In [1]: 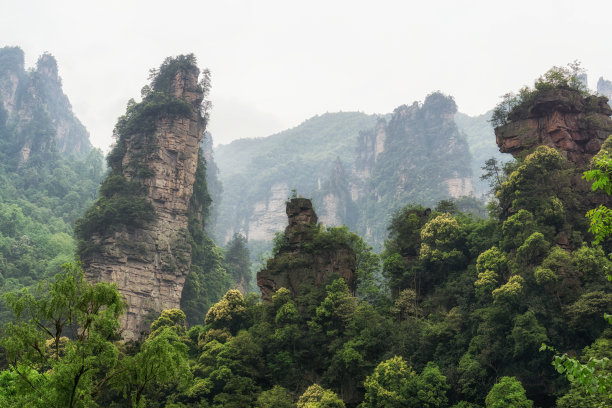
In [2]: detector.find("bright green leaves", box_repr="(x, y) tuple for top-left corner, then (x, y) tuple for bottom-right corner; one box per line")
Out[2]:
(582, 152), (612, 244)
(0, 262), (125, 408)
(297, 384), (345, 408)
(492, 275), (525, 305)
(420, 213), (462, 264)
(204, 289), (247, 334)
(362, 356), (449, 408)
(585, 205), (612, 246)
(363, 356), (417, 408)
(484, 377), (533, 408)
(113, 326), (191, 408)
(584, 153), (612, 195)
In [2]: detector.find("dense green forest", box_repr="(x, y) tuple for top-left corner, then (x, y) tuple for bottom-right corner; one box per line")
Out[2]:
(0, 47), (105, 324)
(0, 56), (610, 408)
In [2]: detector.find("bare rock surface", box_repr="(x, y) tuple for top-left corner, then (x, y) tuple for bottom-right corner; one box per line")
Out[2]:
(84, 65), (205, 340)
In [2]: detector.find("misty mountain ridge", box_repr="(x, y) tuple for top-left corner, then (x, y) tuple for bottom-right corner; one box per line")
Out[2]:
(212, 92), (505, 249)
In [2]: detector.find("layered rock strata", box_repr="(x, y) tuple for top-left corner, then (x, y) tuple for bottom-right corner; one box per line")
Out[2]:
(257, 198), (356, 302)
(495, 89), (612, 166)
(83, 63), (205, 340)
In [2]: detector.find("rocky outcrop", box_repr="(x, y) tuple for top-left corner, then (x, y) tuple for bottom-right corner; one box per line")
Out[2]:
(82, 57), (206, 340)
(257, 198), (356, 302)
(495, 89), (612, 166)
(0, 47), (91, 160)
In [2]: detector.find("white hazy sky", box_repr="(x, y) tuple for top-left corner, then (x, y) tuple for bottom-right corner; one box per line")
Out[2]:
(2, 0), (612, 150)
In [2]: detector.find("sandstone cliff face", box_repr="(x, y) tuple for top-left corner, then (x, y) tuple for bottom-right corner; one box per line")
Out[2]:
(0, 47), (91, 161)
(82, 61), (206, 340)
(495, 89), (612, 166)
(257, 198), (356, 302)
(355, 92), (474, 241)
(246, 182), (290, 241)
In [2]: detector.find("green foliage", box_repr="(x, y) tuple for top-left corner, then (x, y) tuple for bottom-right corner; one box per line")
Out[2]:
(149, 54), (198, 94)
(492, 275), (525, 305)
(74, 172), (155, 252)
(491, 62), (589, 127)
(0, 262), (125, 408)
(256, 385), (294, 408)
(419, 213), (463, 265)
(553, 335), (612, 406)
(297, 384), (345, 408)
(150, 309), (187, 336)
(112, 326), (191, 408)
(363, 356), (449, 408)
(584, 152), (612, 245)
(204, 290), (247, 334)
(500, 210), (536, 251)
(516, 232), (550, 265)
(497, 146), (578, 237)
(484, 377), (533, 408)
(363, 356), (417, 407)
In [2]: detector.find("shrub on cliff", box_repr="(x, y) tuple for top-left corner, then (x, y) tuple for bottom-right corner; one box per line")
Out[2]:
(491, 62), (591, 127)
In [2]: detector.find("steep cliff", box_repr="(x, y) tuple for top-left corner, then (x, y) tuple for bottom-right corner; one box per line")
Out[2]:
(214, 112), (377, 244)
(77, 55), (227, 339)
(0, 46), (91, 164)
(215, 94), (476, 250)
(355, 92), (473, 241)
(257, 198), (356, 302)
(495, 88), (612, 166)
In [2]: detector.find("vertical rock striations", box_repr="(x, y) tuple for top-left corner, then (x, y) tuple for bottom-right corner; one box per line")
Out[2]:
(77, 55), (210, 340)
(257, 198), (356, 302)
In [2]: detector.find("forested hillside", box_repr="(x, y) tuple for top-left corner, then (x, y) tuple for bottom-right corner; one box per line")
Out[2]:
(0, 55), (610, 408)
(214, 93), (485, 252)
(0, 47), (104, 323)
(214, 112), (379, 242)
